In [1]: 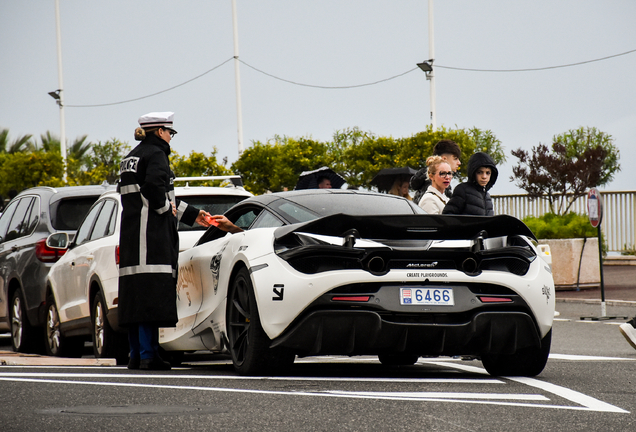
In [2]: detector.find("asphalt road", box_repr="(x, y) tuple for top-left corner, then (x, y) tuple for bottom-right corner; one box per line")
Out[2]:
(1, 301), (636, 432)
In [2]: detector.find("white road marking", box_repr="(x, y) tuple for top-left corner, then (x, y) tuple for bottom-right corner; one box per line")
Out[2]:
(0, 362), (628, 413)
(423, 361), (629, 413)
(549, 353), (635, 361)
(510, 376), (628, 414)
(0, 372), (501, 384)
(323, 390), (548, 401)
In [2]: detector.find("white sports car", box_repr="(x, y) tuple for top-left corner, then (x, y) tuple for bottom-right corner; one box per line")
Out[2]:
(160, 190), (555, 377)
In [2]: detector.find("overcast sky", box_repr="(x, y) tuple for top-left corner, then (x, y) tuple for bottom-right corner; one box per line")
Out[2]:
(1, 1), (635, 194)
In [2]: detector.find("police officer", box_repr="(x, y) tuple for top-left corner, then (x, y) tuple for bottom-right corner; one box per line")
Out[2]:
(118, 112), (210, 370)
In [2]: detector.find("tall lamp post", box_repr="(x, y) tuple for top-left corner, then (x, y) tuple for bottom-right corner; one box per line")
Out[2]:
(417, 0), (436, 129)
(50, 0), (67, 182)
(231, 0), (244, 156)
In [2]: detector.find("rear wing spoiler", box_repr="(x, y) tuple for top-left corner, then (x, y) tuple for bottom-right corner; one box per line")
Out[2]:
(274, 214), (536, 243)
(174, 175), (243, 187)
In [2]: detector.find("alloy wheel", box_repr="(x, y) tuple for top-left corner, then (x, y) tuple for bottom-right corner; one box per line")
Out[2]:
(11, 295), (23, 350)
(46, 303), (62, 355)
(93, 299), (105, 356)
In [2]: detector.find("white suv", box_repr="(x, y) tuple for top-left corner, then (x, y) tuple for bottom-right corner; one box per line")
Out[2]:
(44, 179), (252, 363)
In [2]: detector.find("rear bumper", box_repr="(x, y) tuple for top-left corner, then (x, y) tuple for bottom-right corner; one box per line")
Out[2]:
(271, 310), (541, 357)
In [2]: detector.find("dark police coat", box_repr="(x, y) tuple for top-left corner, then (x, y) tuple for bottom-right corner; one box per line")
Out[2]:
(442, 152), (498, 216)
(117, 133), (199, 327)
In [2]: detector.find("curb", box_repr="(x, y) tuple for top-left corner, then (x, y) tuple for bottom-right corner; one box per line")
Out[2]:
(556, 298), (636, 307)
(0, 351), (116, 366)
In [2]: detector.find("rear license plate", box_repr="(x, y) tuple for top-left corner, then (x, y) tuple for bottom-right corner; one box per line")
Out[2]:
(400, 287), (454, 306)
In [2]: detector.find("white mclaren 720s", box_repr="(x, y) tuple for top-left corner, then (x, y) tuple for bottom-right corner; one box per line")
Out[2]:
(160, 189), (555, 377)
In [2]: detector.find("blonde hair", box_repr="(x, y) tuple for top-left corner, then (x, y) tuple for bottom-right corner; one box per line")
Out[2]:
(388, 176), (412, 200)
(426, 155), (446, 179)
(134, 126), (160, 141)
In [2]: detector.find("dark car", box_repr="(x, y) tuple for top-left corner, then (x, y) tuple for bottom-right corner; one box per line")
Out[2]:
(0, 184), (113, 353)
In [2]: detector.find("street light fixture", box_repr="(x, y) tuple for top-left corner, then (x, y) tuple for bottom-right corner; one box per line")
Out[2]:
(417, 60), (433, 74)
(48, 89), (61, 104)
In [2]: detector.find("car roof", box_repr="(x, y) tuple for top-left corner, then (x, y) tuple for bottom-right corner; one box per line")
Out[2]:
(16, 184), (115, 202)
(174, 185), (252, 197)
(95, 186), (253, 201)
(239, 189), (408, 206)
(235, 189), (424, 221)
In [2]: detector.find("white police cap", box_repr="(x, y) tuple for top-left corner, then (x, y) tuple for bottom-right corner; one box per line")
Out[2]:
(138, 112), (177, 134)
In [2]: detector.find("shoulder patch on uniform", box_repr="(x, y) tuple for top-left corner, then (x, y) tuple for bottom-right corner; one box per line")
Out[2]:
(120, 156), (140, 174)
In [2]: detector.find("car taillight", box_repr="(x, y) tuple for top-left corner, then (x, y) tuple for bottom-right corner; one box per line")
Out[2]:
(478, 296), (513, 303)
(35, 238), (66, 263)
(115, 245), (120, 265)
(331, 296), (371, 302)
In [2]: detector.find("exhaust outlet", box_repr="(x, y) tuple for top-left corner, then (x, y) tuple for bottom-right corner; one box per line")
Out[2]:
(367, 256), (386, 274)
(462, 257), (479, 275)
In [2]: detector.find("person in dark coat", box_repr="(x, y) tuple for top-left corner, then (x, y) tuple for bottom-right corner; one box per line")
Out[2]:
(411, 139), (462, 205)
(118, 112), (211, 370)
(442, 152), (498, 216)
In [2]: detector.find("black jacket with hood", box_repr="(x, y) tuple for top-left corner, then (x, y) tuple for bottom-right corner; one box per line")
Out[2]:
(117, 133), (199, 327)
(442, 152), (498, 216)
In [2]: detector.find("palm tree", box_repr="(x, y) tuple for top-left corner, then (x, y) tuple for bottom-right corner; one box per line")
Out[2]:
(67, 135), (92, 163)
(0, 128), (33, 153)
(38, 131), (60, 152)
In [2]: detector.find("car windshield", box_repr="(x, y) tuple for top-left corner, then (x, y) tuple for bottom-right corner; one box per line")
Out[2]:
(178, 195), (249, 232)
(269, 193), (423, 224)
(51, 197), (100, 230)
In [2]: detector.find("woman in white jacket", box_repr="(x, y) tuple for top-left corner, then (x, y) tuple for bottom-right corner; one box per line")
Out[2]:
(418, 155), (452, 214)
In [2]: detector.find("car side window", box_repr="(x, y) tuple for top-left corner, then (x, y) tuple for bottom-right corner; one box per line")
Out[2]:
(196, 206), (263, 246)
(4, 197), (33, 242)
(90, 199), (116, 241)
(74, 201), (104, 246)
(251, 210), (284, 229)
(0, 200), (19, 243)
(107, 200), (118, 236)
(22, 196), (40, 237)
(233, 208), (261, 231)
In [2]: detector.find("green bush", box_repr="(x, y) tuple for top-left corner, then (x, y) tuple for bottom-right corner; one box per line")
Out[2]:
(522, 212), (598, 239)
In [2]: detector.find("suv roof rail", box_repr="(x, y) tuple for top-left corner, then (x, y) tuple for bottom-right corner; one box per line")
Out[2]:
(174, 175), (243, 187)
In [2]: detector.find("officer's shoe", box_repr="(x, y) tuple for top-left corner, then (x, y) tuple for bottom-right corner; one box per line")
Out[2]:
(140, 357), (172, 371)
(127, 357), (140, 370)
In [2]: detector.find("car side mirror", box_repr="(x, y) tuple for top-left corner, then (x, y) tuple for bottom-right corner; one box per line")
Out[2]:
(46, 232), (70, 250)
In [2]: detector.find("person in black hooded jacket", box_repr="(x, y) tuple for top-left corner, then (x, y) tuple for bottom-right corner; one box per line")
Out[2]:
(442, 152), (498, 216)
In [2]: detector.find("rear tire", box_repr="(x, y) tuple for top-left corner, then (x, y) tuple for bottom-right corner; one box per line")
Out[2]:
(44, 294), (84, 358)
(481, 329), (552, 377)
(227, 267), (294, 375)
(91, 292), (128, 365)
(10, 289), (43, 354)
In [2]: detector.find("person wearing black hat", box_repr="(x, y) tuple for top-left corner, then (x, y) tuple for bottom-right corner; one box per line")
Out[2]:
(118, 112), (212, 370)
(411, 139), (462, 205)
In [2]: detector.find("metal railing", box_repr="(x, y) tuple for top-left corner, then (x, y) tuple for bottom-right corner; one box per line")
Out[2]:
(491, 191), (636, 253)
